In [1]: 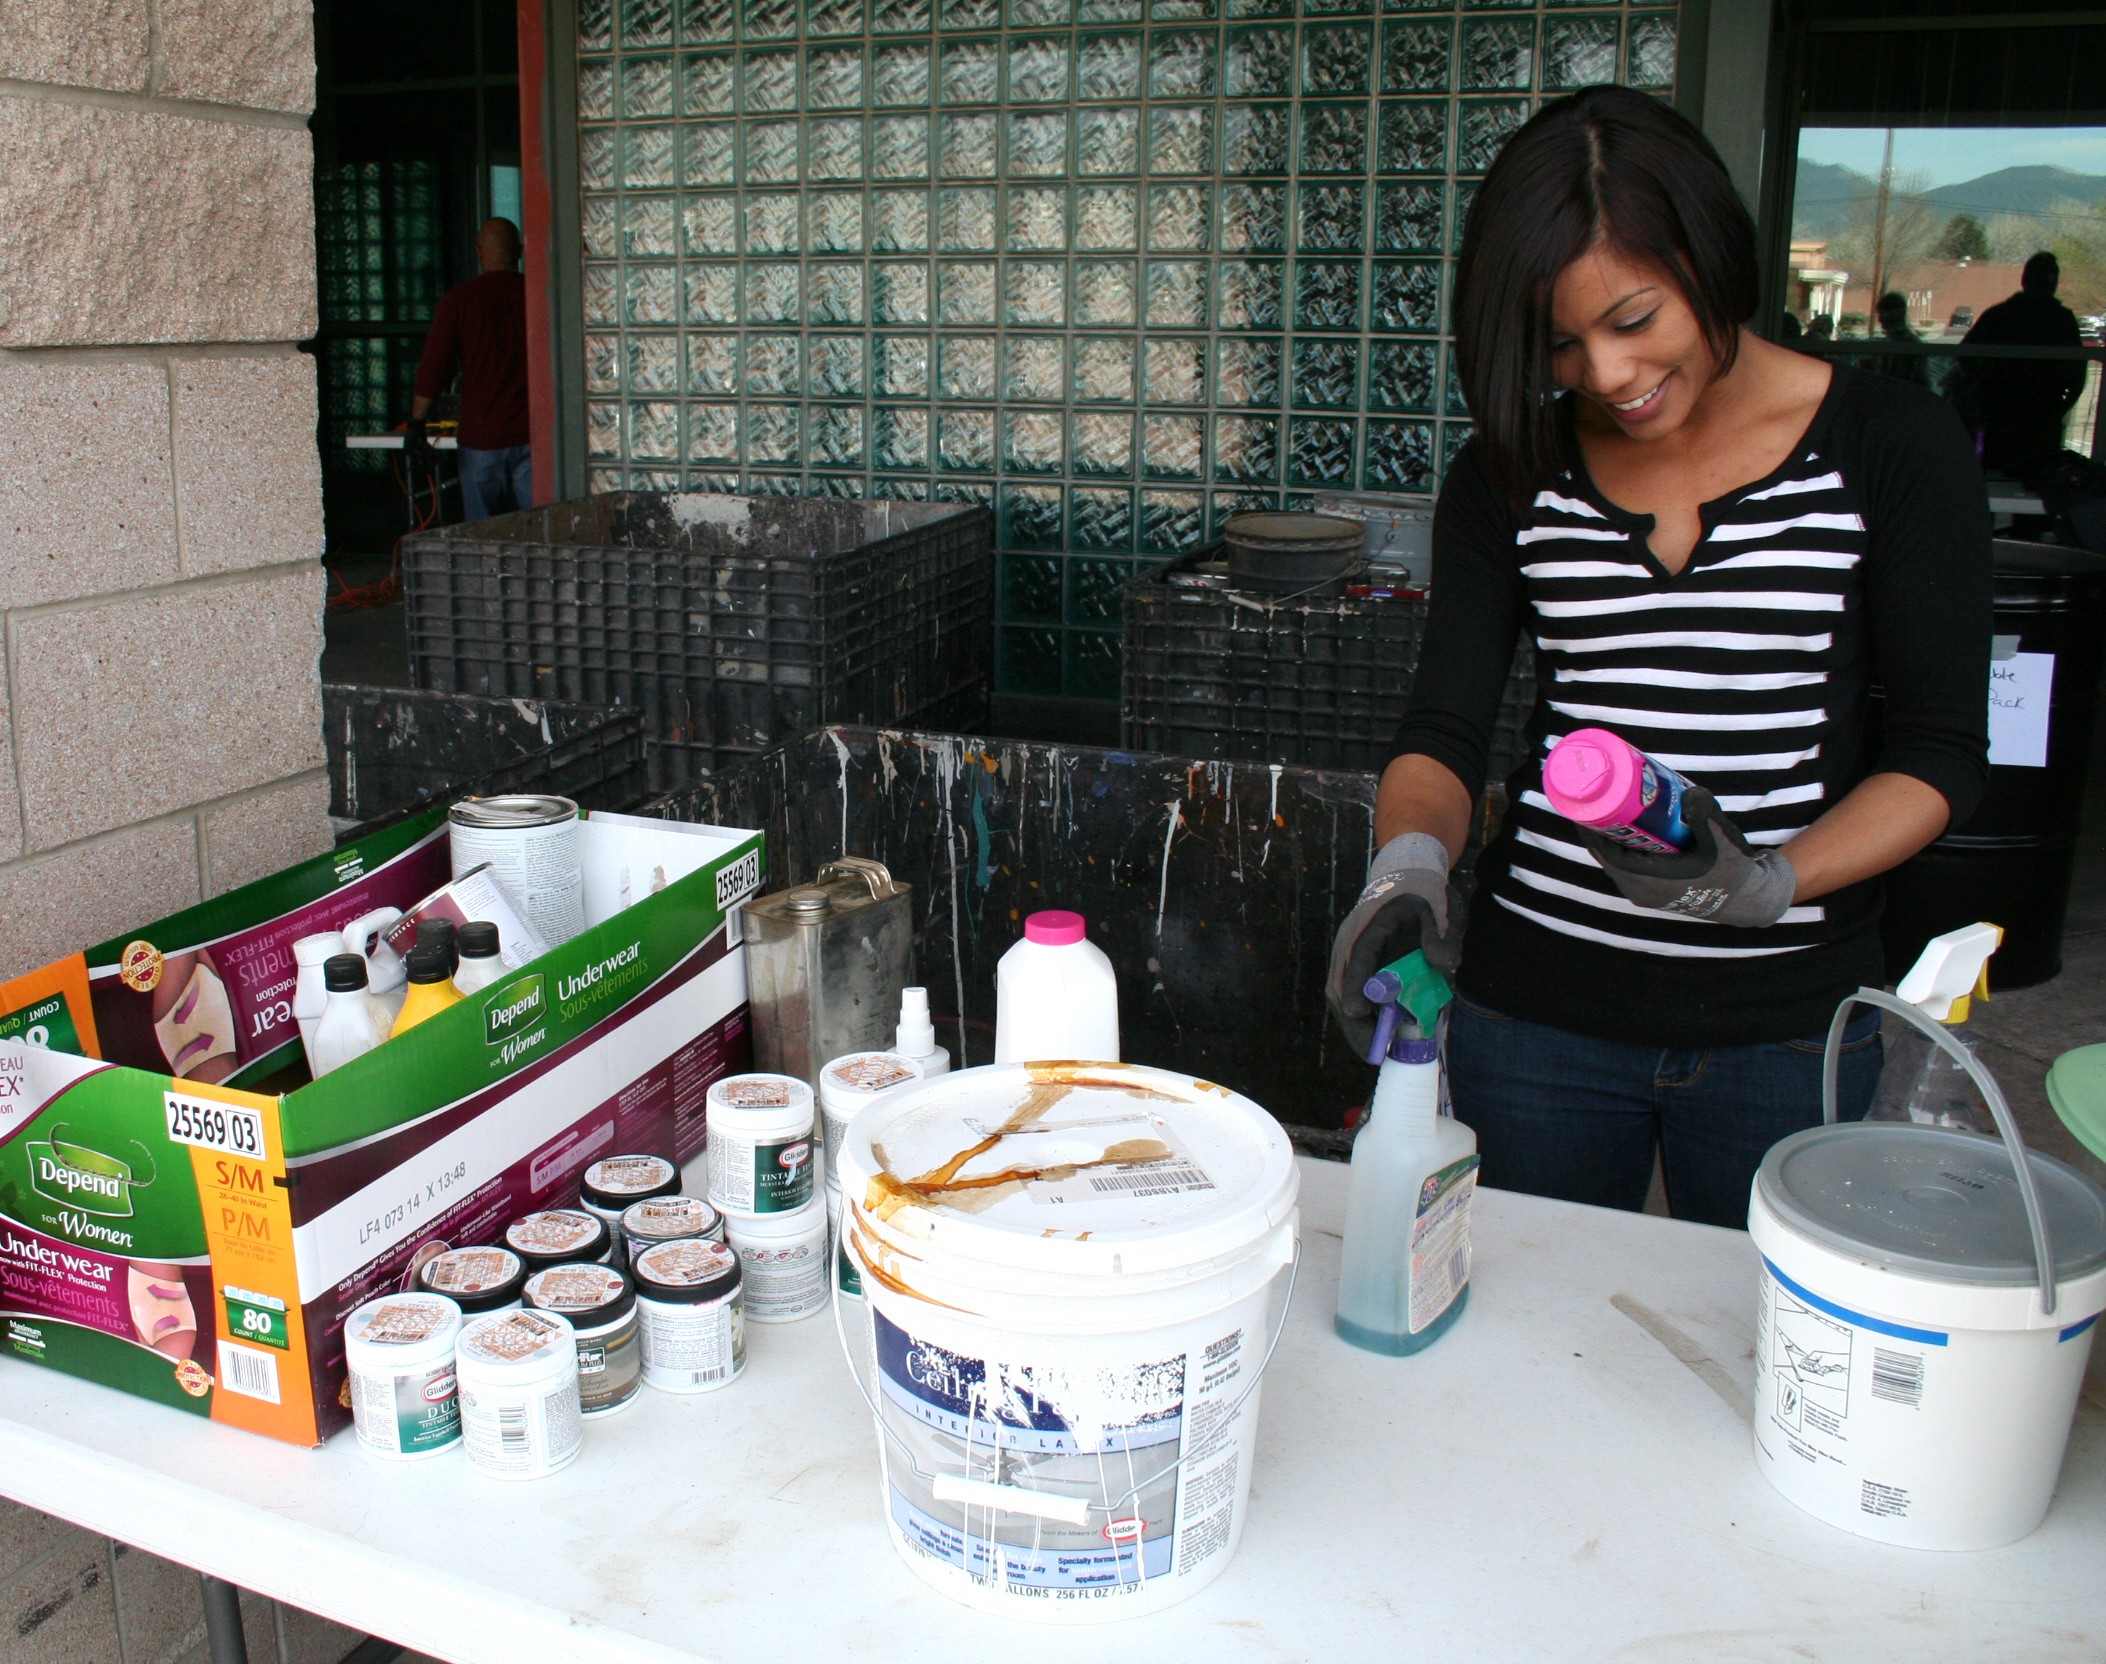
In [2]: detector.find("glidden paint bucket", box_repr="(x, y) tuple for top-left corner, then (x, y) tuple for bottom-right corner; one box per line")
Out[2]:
(1750, 1123), (2106, 1549)
(835, 1062), (1298, 1623)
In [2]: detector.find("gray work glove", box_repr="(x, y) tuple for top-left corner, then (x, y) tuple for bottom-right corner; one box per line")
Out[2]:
(1580, 786), (1797, 928)
(1327, 832), (1460, 1056)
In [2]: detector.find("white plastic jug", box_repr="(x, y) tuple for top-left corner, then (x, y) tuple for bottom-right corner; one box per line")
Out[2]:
(343, 907), (408, 1023)
(993, 911), (1119, 1063)
(291, 931), (348, 1057)
(1750, 988), (2106, 1550)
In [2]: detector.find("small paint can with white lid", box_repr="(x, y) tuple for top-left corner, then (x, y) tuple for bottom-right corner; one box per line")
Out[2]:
(706, 1073), (816, 1217)
(618, 1193), (725, 1268)
(524, 1263), (641, 1418)
(504, 1208), (613, 1271)
(416, 1246), (526, 1316)
(818, 1051), (924, 1191)
(579, 1153), (682, 1229)
(631, 1238), (744, 1393)
(455, 1308), (584, 1479)
(725, 1199), (829, 1323)
(826, 1184), (862, 1301)
(344, 1292), (463, 1460)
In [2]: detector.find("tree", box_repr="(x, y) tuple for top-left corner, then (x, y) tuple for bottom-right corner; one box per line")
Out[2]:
(1935, 213), (1990, 262)
(1827, 171), (1943, 297)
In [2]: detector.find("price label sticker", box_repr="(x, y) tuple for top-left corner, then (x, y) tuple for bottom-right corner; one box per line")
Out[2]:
(165, 1091), (267, 1163)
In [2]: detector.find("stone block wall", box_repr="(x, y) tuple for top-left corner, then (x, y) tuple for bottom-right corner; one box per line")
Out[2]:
(0, 6), (365, 1660)
(0, 0), (334, 979)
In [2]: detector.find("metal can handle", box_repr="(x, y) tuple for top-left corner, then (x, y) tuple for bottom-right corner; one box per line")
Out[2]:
(815, 856), (899, 900)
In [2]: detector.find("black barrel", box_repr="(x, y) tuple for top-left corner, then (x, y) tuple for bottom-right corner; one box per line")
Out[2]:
(1882, 541), (2106, 988)
(1222, 512), (1364, 597)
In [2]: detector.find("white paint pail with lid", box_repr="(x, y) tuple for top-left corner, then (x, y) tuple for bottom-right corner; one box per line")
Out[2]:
(1750, 1123), (2106, 1549)
(835, 1062), (1298, 1623)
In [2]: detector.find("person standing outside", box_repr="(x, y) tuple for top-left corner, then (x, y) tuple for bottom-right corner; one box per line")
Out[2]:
(1325, 88), (1990, 1228)
(411, 217), (533, 520)
(1961, 251), (2087, 477)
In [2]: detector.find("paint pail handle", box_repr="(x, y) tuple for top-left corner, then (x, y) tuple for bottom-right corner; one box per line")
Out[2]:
(1822, 987), (2058, 1315)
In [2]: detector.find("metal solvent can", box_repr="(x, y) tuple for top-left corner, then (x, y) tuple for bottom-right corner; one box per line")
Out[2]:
(741, 858), (913, 1084)
(448, 794), (585, 948)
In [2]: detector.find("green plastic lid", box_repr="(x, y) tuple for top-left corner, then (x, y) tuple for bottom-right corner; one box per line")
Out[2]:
(1381, 950), (1453, 1035)
(1756, 1124), (2106, 1288)
(2047, 1044), (2106, 1165)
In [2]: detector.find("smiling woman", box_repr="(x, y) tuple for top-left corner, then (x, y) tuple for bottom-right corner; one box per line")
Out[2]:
(1323, 88), (1996, 1230)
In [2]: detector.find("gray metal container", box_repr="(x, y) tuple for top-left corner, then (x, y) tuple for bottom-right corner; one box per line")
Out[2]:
(742, 857), (913, 1086)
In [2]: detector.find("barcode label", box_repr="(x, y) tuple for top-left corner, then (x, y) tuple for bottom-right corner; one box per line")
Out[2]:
(498, 1406), (530, 1460)
(688, 1364), (727, 1385)
(1087, 1164), (1215, 1197)
(217, 1342), (281, 1405)
(1871, 1347), (1925, 1409)
(1445, 1244), (1471, 1291)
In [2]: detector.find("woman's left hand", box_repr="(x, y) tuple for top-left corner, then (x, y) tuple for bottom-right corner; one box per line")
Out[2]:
(1582, 787), (1798, 927)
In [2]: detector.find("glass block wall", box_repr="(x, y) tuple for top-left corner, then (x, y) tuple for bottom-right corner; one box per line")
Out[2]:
(569, 0), (1678, 698)
(315, 159), (447, 478)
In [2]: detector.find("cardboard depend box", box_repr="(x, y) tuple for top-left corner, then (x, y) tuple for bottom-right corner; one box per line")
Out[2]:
(0, 807), (762, 1446)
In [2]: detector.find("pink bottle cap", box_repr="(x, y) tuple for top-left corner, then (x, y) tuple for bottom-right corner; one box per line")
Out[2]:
(1542, 728), (1644, 828)
(1024, 910), (1087, 946)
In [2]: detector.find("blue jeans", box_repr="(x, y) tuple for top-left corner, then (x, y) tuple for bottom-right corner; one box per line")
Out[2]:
(458, 444), (534, 520)
(1443, 994), (1883, 1230)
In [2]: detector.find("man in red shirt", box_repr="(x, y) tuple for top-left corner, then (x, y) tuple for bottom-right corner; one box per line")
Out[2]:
(411, 217), (532, 520)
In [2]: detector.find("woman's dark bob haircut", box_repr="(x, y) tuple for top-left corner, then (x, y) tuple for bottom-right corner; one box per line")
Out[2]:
(1454, 86), (1758, 505)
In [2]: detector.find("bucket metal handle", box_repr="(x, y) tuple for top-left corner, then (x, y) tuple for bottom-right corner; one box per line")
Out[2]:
(1822, 987), (2058, 1315)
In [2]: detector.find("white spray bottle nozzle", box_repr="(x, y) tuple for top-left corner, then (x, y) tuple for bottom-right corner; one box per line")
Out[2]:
(1895, 921), (2003, 1024)
(896, 986), (936, 1056)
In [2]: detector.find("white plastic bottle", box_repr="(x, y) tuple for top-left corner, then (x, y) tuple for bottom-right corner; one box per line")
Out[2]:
(993, 911), (1120, 1064)
(309, 953), (393, 1078)
(1336, 955), (1479, 1355)
(1869, 921), (2002, 1133)
(893, 986), (951, 1077)
(452, 920), (507, 996)
(291, 931), (347, 1058)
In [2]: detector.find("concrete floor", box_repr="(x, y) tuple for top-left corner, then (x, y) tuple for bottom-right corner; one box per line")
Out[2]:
(320, 577), (2106, 1180)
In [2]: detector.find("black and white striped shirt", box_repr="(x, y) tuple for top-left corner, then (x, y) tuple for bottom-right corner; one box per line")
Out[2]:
(1396, 367), (1992, 1047)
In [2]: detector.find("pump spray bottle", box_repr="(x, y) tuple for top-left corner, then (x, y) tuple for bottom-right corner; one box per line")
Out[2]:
(1867, 921), (2003, 1133)
(1336, 952), (1480, 1355)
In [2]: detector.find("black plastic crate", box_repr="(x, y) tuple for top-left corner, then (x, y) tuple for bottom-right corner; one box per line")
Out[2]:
(402, 493), (994, 789)
(323, 684), (651, 841)
(1121, 554), (1538, 782)
(646, 726), (1382, 1134)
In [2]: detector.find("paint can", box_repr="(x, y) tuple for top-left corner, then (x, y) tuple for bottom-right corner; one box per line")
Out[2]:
(706, 1073), (816, 1217)
(449, 794), (584, 948)
(455, 1308), (584, 1480)
(344, 1292), (462, 1461)
(836, 1062), (1299, 1622)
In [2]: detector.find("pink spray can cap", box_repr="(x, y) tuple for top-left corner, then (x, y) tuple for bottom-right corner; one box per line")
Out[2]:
(1024, 909), (1088, 946)
(1542, 728), (1647, 828)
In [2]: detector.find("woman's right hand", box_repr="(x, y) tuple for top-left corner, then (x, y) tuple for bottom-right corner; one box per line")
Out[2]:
(1326, 832), (1459, 1055)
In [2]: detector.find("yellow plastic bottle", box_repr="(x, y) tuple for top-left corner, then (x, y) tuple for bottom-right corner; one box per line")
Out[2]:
(390, 943), (464, 1038)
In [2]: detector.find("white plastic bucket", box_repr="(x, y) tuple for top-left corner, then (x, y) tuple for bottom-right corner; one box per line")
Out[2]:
(835, 1062), (1298, 1623)
(1750, 967), (2106, 1559)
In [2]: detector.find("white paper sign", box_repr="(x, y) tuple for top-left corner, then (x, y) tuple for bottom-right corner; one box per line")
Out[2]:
(1988, 651), (2055, 769)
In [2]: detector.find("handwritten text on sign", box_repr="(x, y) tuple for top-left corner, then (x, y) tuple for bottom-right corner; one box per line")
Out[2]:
(1988, 652), (2055, 769)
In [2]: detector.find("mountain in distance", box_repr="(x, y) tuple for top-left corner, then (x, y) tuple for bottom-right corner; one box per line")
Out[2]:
(1923, 165), (2106, 220)
(1793, 159), (2106, 240)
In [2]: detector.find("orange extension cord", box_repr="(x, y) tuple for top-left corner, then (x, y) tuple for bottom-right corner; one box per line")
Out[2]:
(327, 431), (444, 612)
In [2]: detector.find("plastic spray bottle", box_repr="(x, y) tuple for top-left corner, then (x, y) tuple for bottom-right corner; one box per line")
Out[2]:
(894, 986), (951, 1077)
(1868, 921), (2003, 1133)
(1542, 727), (1698, 854)
(1336, 952), (1480, 1355)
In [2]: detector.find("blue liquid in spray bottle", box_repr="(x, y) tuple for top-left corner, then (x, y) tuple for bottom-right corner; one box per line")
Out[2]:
(1335, 952), (1480, 1355)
